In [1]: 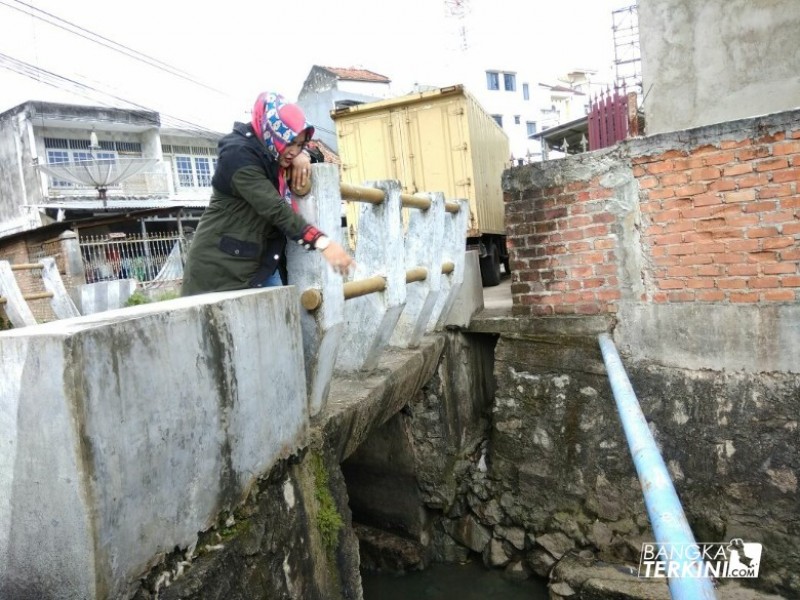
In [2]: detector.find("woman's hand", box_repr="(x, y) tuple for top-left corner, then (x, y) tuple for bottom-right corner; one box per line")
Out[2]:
(321, 241), (355, 275)
(290, 152), (312, 195)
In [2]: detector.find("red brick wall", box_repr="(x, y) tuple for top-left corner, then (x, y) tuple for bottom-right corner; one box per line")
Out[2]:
(506, 115), (800, 316)
(505, 180), (621, 316)
(0, 236), (60, 323)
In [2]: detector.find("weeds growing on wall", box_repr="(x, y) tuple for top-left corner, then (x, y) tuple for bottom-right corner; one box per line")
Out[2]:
(311, 453), (344, 553)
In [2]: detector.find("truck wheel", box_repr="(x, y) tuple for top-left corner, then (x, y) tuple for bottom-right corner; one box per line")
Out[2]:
(480, 241), (502, 287)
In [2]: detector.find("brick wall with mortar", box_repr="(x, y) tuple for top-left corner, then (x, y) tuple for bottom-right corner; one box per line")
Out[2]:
(0, 235), (64, 323)
(504, 110), (800, 317)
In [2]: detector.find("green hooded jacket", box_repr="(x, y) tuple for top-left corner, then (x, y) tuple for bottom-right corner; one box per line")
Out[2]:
(181, 122), (322, 296)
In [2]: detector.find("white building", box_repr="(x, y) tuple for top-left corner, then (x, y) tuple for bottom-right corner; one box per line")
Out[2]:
(0, 100), (220, 237)
(297, 66), (392, 152)
(459, 66), (600, 164)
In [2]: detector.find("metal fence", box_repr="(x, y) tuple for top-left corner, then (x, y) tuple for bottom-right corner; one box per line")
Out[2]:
(588, 84), (638, 150)
(80, 232), (187, 286)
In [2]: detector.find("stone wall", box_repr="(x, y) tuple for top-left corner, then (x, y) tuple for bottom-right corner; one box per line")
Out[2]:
(346, 322), (797, 597)
(484, 320), (798, 597)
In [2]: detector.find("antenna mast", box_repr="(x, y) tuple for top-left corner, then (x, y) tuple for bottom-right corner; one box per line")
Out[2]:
(444, 0), (470, 51)
(612, 4), (642, 94)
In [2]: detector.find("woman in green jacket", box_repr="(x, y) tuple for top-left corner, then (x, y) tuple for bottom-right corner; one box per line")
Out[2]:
(181, 91), (353, 296)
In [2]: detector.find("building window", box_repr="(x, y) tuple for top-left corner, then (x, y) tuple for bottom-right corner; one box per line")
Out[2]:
(491, 114), (503, 127)
(523, 83), (529, 101)
(503, 73), (516, 92)
(46, 150), (71, 188)
(194, 157), (213, 187)
(175, 156), (195, 187)
(514, 115), (521, 125)
(486, 71), (500, 91)
(526, 121), (538, 137)
(45, 137), (141, 154)
(174, 154), (216, 188)
(45, 148), (118, 189)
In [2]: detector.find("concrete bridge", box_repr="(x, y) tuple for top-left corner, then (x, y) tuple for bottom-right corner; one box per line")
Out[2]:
(0, 164), (486, 600)
(2, 109), (800, 600)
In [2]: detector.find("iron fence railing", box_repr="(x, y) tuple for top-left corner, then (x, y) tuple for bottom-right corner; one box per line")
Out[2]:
(588, 84), (638, 151)
(80, 232), (187, 285)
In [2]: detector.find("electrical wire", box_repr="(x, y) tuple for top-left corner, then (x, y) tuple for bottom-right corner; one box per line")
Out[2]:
(0, 52), (221, 138)
(0, 3), (332, 140)
(0, 0), (229, 97)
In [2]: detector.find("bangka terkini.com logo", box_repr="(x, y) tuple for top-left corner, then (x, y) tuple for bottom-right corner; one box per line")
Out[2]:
(639, 539), (762, 578)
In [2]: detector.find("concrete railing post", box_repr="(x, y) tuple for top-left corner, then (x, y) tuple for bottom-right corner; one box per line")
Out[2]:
(0, 261), (36, 327)
(336, 180), (405, 372)
(286, 163), (345, 415)
(390, 192), (445, 348)
(427, 198), (468, 331)
(58, 230), (86, 287)
(39, 258), (80, 319)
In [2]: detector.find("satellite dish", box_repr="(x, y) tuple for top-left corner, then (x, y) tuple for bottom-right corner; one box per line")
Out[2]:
(36, 155), (159, 205)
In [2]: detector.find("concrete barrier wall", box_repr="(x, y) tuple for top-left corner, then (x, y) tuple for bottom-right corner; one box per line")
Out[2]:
(72, 278), (138, 315)
(0, 287), (308, 600)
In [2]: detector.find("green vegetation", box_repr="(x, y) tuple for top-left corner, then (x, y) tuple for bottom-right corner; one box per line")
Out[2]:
(311, 453), (344, 553)
(124, 291), (150, 306)
(124, 290), (180, 307)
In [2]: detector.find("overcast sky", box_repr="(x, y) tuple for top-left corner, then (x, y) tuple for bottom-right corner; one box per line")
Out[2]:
(0, 0), (629, 132)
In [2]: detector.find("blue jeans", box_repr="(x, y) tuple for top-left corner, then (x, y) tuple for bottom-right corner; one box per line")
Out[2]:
(250, 268), (283, 288)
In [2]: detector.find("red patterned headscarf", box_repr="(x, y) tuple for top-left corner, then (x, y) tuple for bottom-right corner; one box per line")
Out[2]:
(251, 91), (314, 160)
(251, 92), (315, 210)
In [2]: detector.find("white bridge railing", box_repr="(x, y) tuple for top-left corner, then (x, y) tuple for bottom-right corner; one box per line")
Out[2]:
(288, 164), (468, 413)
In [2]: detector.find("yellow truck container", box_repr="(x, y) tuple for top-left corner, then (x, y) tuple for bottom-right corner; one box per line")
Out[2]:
(331, 85), (510, 286)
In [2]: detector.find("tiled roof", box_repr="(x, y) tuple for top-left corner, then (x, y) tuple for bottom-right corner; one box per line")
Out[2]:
(545, 84), (586, 95)
(321, 66), (391, 83)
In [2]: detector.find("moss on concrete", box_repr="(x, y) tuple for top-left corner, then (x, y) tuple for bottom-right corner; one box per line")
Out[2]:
(311, 452), (344, 554)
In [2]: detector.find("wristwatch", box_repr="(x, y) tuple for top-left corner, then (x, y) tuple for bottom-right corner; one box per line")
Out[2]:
(315, 235), (331, 251)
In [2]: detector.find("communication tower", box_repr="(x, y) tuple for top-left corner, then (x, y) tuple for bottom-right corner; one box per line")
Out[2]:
(444, 0), (470, 51)
(612, 4), (642, 94)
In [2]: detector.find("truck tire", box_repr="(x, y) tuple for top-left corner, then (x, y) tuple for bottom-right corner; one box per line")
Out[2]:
(480, 241), (502, 287)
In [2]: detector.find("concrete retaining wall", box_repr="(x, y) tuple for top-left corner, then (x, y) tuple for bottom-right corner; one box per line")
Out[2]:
(0, 287), (308, 599)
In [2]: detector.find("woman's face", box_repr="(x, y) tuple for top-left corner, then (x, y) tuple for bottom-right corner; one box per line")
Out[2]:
(279, 131), (309, 168)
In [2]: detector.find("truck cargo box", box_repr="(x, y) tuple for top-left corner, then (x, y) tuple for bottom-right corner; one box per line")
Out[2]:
(331, 85), (509, 242)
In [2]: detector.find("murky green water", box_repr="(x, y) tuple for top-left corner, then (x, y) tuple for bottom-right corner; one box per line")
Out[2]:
(361, 560), (549, 600)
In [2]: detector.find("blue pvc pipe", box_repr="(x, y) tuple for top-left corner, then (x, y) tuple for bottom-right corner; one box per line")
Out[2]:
(598, 333), (717, 600)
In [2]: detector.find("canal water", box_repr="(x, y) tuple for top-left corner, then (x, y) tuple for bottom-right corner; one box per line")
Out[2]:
(361, 559), (549, 599)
